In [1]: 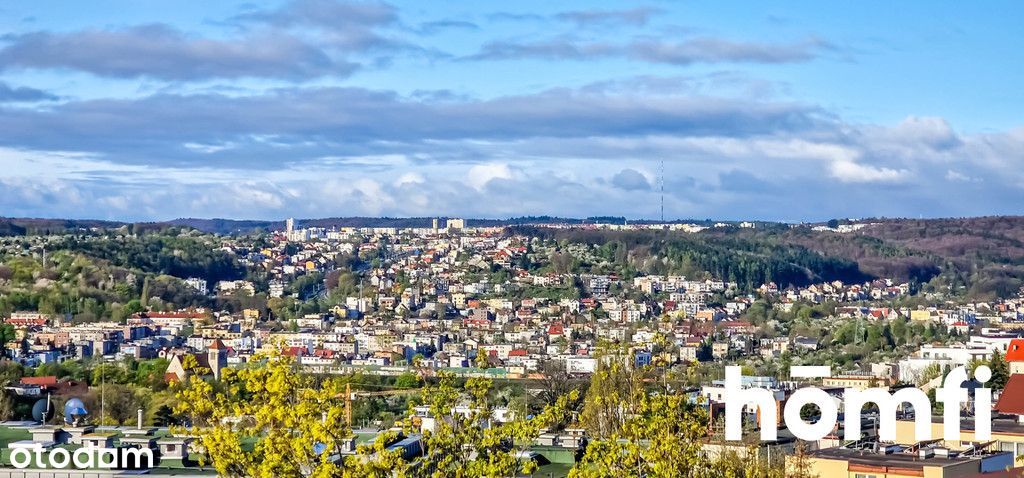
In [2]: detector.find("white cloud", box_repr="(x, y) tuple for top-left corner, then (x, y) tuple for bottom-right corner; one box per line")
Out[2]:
(350, 178), (392, 214)
(394, 172), (425, 187)
(467, 162), (513, 190)
(1, 86), (1021, 221)
(829, 160), (907, 183)
(890, 116), (961, 149)
(0, 146), (242, 184)
(945, 169), (980, 182)
(183, 142), (236, 154)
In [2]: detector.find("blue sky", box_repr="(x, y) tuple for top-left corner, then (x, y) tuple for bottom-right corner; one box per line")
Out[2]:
(0, 1), (1021, 221)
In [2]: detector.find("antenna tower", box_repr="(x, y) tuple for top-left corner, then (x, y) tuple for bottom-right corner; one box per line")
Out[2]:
(660, 159), (665, 222)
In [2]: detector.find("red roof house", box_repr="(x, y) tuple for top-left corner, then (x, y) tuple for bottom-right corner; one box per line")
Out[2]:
(995, 373), (1024, 416)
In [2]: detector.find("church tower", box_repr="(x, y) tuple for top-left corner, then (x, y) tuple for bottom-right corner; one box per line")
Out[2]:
(208, 339), (228, 380)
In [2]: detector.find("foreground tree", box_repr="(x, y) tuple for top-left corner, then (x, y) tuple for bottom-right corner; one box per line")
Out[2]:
(176, 353), (577, 478)
(571, 347), (790, 478)
(570, 391), (718, 478)
(536, 360), (577, 409)
(416, 372), (577, 477)
(578, 353), (646, 438)
(988, 350), (1010, 390)
(174, 350), (353, 478)
(786, 441), (817, 478)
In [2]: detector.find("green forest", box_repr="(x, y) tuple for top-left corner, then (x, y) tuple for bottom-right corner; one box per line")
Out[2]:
(509, 217), (1024, 299)
(0, 228), (243, 321)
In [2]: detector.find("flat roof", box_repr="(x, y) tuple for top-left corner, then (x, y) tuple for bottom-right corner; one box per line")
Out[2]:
(810, 447), (976, 469)
(899, 415), (1024, 435)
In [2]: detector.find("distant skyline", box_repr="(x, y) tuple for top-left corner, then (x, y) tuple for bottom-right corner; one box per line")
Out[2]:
(0, 1), (1022, 222)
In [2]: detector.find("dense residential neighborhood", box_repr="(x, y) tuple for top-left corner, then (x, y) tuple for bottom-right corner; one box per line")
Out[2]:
(2, 218), (1024, 476)
(0, 219), (966, 380)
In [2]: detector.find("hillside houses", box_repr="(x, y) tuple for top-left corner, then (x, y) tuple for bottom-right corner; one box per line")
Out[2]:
(5, 223), (1021, 386)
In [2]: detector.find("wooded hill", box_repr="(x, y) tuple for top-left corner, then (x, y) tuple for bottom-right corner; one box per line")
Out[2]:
(510, 216), (1024, 299)
(3, 215), (1023, 299)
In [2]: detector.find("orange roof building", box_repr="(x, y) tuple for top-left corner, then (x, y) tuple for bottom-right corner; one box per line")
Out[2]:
(1006, 339), (1024, 375)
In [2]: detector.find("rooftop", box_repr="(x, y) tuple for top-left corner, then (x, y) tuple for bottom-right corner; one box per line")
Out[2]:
(810, 445), (1000, 469)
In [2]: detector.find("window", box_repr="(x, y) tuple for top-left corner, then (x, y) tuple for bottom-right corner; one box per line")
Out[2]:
(854, 474), (877, 478)
(167, 444), (176, 452)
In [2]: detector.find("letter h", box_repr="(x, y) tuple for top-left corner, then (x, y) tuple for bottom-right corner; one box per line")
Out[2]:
(725, 366), (778, 440)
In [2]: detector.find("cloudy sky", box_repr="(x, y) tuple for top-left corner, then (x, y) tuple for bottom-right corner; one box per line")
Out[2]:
(0, 1), (1021, 221)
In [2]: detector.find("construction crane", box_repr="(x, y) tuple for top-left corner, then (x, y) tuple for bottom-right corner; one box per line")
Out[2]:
(344, 383), (422, 427)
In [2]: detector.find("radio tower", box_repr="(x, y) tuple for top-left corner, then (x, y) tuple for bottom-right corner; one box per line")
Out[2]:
(659, 159), (665, 223)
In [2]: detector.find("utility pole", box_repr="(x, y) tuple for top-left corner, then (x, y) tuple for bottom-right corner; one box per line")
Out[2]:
(345, 383), (352, 428)
(101, 367), (105, 426)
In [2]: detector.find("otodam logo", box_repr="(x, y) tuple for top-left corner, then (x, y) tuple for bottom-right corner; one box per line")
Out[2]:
(724, 365), (992, 442)
(9, 444), (154, 469)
